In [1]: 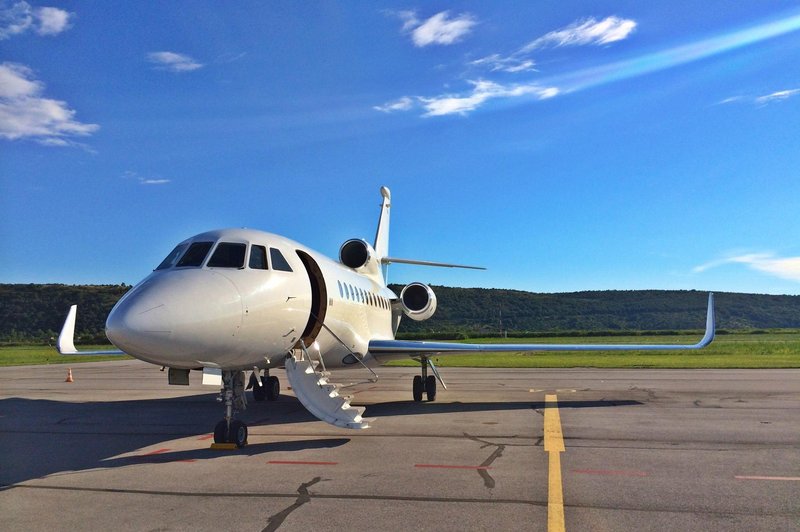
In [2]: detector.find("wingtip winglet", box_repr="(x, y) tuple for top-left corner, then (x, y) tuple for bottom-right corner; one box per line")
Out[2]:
(698, 292), (715, 348)
(57, 305), (79, 354)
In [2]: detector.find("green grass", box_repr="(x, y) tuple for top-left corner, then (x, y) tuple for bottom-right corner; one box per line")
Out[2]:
(385, 332), (800, 369)
(3, 332), (799, 368)
(0, 345), (131, 366)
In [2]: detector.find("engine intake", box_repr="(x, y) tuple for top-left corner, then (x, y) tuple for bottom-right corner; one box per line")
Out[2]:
(400, 282), (437, 321)
(339, 239), (374, 270)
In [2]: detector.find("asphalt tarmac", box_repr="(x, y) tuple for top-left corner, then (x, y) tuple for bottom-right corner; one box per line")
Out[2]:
(1, 360), (798, 531)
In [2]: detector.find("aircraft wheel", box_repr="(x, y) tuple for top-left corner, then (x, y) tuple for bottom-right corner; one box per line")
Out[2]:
(266, 376), (280, 401)
(425, 375), (437, 402)
(229, 420), (248, 448)
(252, 382), (266, 401)
(213, 420), (227, 444)
(412, 375), (423, 402)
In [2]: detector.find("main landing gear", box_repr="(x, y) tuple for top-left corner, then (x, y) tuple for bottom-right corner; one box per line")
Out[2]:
(248, 369), (280, 402)
(214, 370), (248, 448)
(412, 356), (437, 402)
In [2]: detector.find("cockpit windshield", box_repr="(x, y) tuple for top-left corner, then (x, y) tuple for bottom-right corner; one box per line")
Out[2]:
(176, 242), (214, 267)
(207, 242), (247, 268)
(156, 243), (189, 270)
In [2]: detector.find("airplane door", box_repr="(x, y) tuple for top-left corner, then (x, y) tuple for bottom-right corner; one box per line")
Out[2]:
(295, 250), (328, 347)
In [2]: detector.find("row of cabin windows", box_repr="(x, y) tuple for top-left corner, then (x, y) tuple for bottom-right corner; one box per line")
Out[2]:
(157, 241), (293, 272)
(337, 280), (390, 310)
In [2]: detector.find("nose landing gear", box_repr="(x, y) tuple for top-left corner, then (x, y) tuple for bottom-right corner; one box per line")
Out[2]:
(213, 370), (248, 448)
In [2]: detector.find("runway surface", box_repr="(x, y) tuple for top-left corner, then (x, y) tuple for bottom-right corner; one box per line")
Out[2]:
(1, 360), (798, 531)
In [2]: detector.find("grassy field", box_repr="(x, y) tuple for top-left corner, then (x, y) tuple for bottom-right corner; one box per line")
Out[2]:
(1, 332), (799, 368)
(0, 345), (132, 367)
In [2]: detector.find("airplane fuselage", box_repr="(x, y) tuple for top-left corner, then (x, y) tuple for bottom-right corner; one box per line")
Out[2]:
(106, 228), (399, 371)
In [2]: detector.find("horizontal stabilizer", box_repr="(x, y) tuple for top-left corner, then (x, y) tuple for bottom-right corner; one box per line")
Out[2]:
(381, 257), (486, 270)
(57, 305), (126, 356)
(370, 293), (715, 356)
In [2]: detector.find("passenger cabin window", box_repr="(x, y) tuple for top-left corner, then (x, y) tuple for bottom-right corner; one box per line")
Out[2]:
(270, 248), (293, 272)
(249, 245), (268, 270)
(156, 243), (188, 270)
(176, 242), (213, 267)
(207, 242), (247, 268)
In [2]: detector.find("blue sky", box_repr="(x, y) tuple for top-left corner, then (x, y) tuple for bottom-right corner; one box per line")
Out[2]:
(1, 1), (799, 295)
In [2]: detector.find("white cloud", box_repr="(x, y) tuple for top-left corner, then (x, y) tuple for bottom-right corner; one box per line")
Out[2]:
(123, 170), (171, 185)
(147, 51), (204, 73)
(470, 54), (536, 73)
(419, 80), (558, 117)
(0, 1), (73, 39)
(373, 96), (414, 113)
(34, 6), (71, 35)
(399, 10), (477, 47)
(755, 88), (800, 105)
(0, 62), (99, 144)
(522, 16), (636, 52)
(694, 253), (800, 282)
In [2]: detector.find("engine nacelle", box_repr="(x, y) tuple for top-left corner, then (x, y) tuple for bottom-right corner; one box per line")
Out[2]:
(400, 282), (437, 321)
(339, 239), (377, 271)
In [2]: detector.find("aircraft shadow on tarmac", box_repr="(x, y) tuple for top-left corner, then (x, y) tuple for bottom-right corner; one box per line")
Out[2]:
(0, 394), (642, 487)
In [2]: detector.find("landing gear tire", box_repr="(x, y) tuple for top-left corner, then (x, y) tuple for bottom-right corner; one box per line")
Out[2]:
(229, 420), (248, 448)
(412, 375), (423, 402)
(213, 419), (248, 448)
(425, 375), (437, 402)
(266, 376), (280, 401)
(213, 420), (227, 444)
(252, 382), (266, 402)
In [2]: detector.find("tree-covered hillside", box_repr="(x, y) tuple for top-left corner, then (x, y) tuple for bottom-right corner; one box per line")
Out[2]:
(388, 285), (800, 336)
(0, 284), (130, 344)
(1, 283), (799, 344)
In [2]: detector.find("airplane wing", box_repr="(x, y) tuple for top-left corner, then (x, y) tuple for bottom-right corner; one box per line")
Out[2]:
(369, 293), (715, 356)
(57, 305), (126, 355)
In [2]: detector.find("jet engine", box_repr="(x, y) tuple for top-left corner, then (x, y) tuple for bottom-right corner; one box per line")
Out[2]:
(339, 239), (377, 271)
(400, 282), (437, 321)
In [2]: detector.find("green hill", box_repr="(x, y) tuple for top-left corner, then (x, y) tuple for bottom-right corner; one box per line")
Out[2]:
(389, 285), (800, 337)
(1, 283), (799, 344)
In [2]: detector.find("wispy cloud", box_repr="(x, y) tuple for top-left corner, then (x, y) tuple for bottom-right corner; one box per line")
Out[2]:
(123, 170), (171, 186)
(373, 96), (414, 113)
(0, 1), (73, 39)
(378, 14), (635, 117)
(470, 54), (536, 73)
(717, 88), (800, 106)
(755, 88), (800, 105)
(521, 16), (637, 52)
(397, 10), (477, 47)
(147, 51), (203, 73)
(0, 62), (99, 145)
(694, 252), (800, 282)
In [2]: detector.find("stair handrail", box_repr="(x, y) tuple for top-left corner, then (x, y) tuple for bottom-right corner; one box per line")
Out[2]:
(309, 312), (378, 382)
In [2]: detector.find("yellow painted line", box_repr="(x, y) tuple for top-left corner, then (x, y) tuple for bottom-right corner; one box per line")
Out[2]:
(544, 394), (566, 532)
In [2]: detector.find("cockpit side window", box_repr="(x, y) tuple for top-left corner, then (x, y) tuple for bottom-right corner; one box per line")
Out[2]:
(270, 248), (293, 272)
(176, 242), (213, 267)
(249, 245), (268, 270)
(156, 243), (188, 270)
(207, 242), (247, 268)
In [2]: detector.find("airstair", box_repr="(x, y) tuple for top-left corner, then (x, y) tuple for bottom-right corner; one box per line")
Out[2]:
(284, 345), (373, 430)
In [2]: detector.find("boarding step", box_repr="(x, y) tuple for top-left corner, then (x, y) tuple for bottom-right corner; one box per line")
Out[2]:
(285, 355), (373, 429)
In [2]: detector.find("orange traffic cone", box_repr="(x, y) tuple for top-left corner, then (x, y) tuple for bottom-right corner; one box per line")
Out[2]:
(65, 368), (74, 383)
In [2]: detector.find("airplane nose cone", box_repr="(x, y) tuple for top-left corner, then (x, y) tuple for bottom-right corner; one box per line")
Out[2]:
(106, 281), (173, 355)
(106, 271), (242, 365)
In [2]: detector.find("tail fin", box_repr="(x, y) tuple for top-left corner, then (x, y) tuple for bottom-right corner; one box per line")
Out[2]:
(373, 186), (391, 261)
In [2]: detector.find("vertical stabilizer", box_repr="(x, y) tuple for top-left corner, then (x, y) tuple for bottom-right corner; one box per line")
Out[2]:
(373, 186), (391, 261)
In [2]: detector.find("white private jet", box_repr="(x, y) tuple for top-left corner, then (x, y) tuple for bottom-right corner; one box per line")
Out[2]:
(58, 186), (715, 448)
